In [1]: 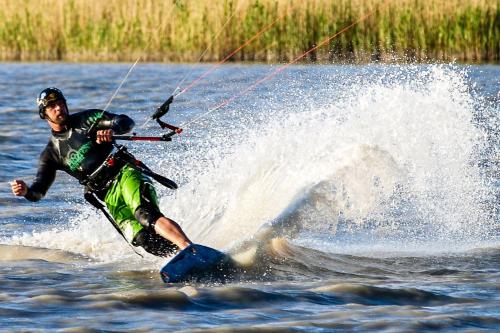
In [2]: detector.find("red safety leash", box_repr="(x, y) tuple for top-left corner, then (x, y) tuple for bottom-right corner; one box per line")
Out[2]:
(212, 1), (390, 112)
(177, 3), (295, 97)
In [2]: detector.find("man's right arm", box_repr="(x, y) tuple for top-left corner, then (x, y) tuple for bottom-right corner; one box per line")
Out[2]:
(10, 180), (28, 197)
(11, 148), (57, 202)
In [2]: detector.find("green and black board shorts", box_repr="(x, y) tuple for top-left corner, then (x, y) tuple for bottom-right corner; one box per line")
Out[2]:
(104, 165), (177, 256)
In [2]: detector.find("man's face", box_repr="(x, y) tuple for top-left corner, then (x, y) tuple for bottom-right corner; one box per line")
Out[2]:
(44, 100), (68, 125)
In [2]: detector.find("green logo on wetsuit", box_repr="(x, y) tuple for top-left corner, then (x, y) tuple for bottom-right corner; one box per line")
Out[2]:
(66, 112), (102, 171)
(88, 112), (102, 124)
(67, 141), (93, 171)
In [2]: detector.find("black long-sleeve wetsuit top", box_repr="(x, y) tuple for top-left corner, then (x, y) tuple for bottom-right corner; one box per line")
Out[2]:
(25, 110), (134, 202)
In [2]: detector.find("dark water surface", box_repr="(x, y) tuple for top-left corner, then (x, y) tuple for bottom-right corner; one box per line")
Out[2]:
(0, 63), (498, 332)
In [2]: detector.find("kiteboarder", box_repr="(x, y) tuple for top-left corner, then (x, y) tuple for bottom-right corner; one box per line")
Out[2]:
(10, 87), (192, 257)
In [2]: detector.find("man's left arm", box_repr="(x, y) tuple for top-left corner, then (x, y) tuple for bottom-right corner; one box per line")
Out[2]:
(95, 112), (135, 143)
(98, 112), (135, 134)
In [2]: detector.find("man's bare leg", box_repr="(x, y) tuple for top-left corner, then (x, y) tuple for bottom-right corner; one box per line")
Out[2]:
(154, 217), (192, 250)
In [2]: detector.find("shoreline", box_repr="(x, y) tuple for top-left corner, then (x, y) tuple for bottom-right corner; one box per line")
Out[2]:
(1, 59), (498, 66)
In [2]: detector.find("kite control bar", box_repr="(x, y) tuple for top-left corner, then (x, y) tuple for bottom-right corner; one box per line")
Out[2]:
(87, 94), (183, 142)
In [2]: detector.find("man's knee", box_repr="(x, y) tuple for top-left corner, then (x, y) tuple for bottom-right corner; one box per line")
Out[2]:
(134, 206), (163, 229)
(134, 182), (163, 229)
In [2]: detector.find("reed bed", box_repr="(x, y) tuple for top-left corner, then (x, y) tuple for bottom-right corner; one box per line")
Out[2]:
(0, 0), (498, 62)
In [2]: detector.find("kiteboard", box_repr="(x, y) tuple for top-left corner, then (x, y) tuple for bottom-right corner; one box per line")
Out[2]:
(160, 244), (236, 283)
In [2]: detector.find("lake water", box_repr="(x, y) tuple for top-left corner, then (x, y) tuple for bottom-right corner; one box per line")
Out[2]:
(0, 62), (498, 332)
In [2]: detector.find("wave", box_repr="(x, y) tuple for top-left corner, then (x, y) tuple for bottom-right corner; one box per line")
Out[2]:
(309, 283), (473, 306)
(0, 244), (90, 263)
(166, 64), (497, 250)
(225, 236), (500, 283)
(0, 208), (147, 264)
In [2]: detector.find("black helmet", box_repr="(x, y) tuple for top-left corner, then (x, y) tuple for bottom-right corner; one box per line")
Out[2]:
(37, 87), (66, 119)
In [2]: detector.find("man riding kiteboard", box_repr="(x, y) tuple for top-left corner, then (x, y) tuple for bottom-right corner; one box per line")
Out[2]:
(10, 87), (192, 257)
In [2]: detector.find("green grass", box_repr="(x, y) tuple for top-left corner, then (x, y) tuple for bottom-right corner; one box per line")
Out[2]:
(0, 0), (498, 62)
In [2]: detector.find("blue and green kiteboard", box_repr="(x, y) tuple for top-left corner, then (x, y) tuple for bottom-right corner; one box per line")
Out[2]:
(160, 244), (235, 283)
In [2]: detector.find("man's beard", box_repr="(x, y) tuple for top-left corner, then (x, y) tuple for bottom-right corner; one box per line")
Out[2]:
(47, 113), (68, 125)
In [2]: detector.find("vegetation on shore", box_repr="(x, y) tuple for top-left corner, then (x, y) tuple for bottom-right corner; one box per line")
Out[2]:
(0, 0), (498, 63)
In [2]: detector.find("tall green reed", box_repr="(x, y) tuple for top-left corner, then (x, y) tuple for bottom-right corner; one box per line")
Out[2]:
(0, 0), (497, 62)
